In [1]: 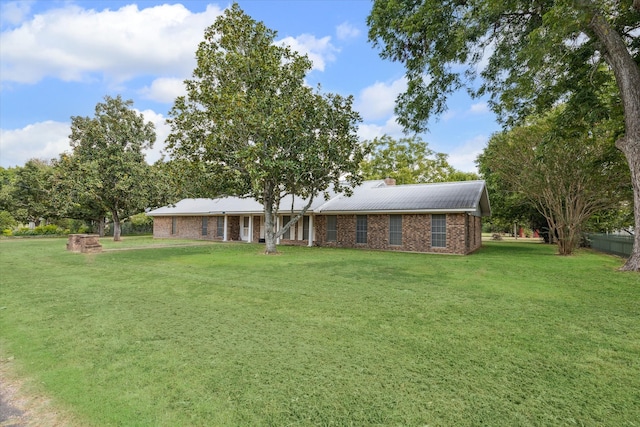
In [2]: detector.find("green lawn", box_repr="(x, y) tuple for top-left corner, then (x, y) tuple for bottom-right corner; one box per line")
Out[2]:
(1, 237), (638, 426)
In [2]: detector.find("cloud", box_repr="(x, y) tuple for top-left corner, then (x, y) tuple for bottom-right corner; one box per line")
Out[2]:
(355, 77), (407, 121)
(447, 135), (488, 173)
(1, 1), (34, 27)
(136, 109), (171, 164)
(0, 3), (223, 85)
(469, 102), (489, 114)
(140, 77), (186, 103)
(278, 34), (338, 72)
(336, 22), (360, 40)
(0, 121), (71, 167)
(358, 116), (405, 141)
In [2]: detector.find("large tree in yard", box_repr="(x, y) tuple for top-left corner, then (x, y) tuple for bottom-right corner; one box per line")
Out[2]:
(167, 3), (366, 254)
(68, 95), (158, 241)
(368, 0), (640, 270)
(478, 108), (630, 255)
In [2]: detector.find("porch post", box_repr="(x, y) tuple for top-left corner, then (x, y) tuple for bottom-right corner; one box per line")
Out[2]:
(248, 215), (253, 243)
(223, 215), (228, 242)
(276, 215), (280, 245)
(308, 215), (314, 247)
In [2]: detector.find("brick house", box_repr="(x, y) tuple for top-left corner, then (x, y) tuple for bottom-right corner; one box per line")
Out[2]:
(147, 179), (491, 255)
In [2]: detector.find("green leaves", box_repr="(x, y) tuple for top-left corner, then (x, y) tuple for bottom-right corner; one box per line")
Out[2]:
(63, 95), (162, 240)
(360, 135), (461, 184)
(166, 3), (366, 246)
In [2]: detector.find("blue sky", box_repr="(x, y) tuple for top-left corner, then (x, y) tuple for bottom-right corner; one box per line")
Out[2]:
(0, 0), (500, 172)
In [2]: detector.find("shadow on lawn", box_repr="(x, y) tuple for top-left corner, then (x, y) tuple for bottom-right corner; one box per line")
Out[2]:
(479, 241), (557, 256)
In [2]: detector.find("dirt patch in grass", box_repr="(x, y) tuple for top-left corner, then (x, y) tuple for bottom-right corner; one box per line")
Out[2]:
(0, 358), (75, 427)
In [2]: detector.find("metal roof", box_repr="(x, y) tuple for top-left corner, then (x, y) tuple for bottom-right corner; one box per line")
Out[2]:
(316, 180), (490, 215)
(147, 180), (491, 217)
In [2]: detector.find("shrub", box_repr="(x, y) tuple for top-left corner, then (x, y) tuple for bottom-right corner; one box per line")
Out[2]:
(0, 211), (17, 231)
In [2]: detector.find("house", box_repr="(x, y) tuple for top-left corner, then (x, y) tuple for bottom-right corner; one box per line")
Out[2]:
(147, 179), (491, 255)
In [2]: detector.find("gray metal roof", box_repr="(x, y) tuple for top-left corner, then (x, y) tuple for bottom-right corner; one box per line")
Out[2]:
(148, 180), (491, 217)
(316, 180), (490, 215)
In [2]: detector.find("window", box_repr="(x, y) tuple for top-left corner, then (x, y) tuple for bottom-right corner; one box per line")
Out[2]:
(243, 217), (250, 239)
(356, 215), (367, 244)
(389, 215), (402, 245)
(326, 216), (337, 242)
(171, 217), (177, 235)
(432, 214), (447, 248)
(201, 217), (208, 236)
(282, 215), (291, 239)
(217, 217), (224, 237)
(302, 216), (310, 240)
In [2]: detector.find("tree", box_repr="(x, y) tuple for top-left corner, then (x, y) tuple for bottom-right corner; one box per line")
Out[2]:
(368, 0), (640, 270)
(360, 135), (460, 184)
(10, 159), (55, 226)
(477, 109), (630, 255)
(68, 95), (159, 241)
(167, 3), (366, 254)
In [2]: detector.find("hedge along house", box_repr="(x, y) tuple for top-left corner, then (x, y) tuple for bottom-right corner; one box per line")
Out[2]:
(147, 179), (491, 255)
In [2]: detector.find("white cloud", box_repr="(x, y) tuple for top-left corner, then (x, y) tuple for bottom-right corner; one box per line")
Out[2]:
(136, 109), (171, 164)
(336, 22), (360, 40)
(0, 3), (223, 84)
(140, 77), (186, 103)
(278, 34), (338, 72)
(358, 116), (405, 141)
(355, 77), (407, 121)
(0, 121), (70, 167)
(469, 102), (489, 114)
(447, 135), (488, 173)
(0, 1), (33, 26)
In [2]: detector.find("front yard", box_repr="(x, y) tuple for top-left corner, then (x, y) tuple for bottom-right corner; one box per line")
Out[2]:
(0, 237), (638, 426)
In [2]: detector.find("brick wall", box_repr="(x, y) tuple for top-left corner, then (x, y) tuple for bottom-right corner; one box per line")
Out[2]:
(152, 216), (240, 241)
(314, 213), (481, 254)
(154, 213), (483, 254)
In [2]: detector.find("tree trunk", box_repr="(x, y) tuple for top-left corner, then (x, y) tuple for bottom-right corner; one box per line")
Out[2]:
(264, 207), (277, 254)
(263, 183), (278, 254)
(96, 218), (105, 237)
(590, 13), (640, 271)
(112, 210), (122, 242)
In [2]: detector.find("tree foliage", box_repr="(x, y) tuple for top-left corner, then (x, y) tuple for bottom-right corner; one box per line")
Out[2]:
(360, 135), (471, 184)
(66, 95), (160, 241)
(167, 3), (366, 253)
(368, 0), (640, 270)
(9, 159), (55, 226)
(478, 108), (630, 255)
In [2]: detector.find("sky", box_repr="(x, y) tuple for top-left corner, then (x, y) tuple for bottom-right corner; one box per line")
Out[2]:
(0, 0), (501, 173)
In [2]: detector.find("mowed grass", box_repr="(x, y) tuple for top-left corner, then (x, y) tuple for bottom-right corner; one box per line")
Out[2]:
(0, 237), (638, 426)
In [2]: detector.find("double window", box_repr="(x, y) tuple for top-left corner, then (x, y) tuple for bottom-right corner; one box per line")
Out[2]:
(356, 215), (368, 244)
(171, 217), (177, 235)
(389, 215), (402, 246)
(432, 214), (447, 248)
(326, 216), (337, 242)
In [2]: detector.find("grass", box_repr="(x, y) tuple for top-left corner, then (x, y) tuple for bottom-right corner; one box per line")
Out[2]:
(0, 236), (638, 426)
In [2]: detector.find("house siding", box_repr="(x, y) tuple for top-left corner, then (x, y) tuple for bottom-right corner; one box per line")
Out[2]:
(314, 213), (482, 255)
(153, 216), (242, 241)
(153, 213), (483, 255)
